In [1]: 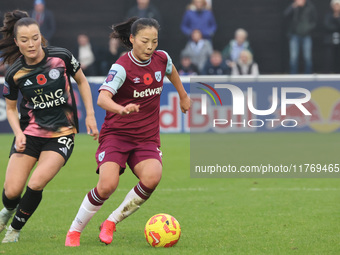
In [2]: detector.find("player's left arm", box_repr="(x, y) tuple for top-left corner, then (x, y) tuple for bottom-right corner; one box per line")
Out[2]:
(166, 64), (191, 114)
(73, 69), (99, 140)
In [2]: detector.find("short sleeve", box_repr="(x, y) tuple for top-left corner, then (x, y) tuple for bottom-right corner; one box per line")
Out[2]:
(65, 51), (81, 76)
(46, 47), (80, 76)
(3, 77), (18, 101)
(99, 64), (126, 95)
(158, 50), (173, 75)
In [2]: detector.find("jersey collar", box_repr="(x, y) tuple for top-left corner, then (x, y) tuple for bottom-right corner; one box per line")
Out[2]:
(128, 51), (151, 67)
(21, 47), (48, 69)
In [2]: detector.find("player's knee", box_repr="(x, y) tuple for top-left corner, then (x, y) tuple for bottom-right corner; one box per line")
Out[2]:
(27, 179), (46, 191)
(140, 171), (162, 190)
(97, 182), (117, 198)
(3, 185), (23, 199)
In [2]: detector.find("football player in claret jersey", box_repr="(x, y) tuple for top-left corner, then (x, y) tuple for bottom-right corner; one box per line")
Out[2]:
(0, 10), (98, 243)
(65, 17), (191, 246)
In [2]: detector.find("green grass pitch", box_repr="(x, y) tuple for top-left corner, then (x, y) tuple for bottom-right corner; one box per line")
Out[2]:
(0, 133), (339, 255)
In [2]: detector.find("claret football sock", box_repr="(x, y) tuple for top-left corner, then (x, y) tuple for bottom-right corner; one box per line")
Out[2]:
(69, 187), (107, 232)
(107, 181), (154, 224)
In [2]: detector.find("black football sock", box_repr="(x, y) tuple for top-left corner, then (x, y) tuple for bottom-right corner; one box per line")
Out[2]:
(2, 189), (20, 210)
(11, 186), (43, 230)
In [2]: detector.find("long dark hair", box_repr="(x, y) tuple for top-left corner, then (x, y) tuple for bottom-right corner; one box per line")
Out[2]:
(0, 10), (47, 65)
(110, 17), (160, 49)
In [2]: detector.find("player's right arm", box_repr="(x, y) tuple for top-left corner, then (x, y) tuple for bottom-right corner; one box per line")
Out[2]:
(97, 63), (139, 115)
(5, 99), (26, 152)
(97, 90), (140, 115)
(3, 74), (26, 152)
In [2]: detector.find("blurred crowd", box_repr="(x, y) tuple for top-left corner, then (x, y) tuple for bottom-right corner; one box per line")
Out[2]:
(1, 0), (340, 76)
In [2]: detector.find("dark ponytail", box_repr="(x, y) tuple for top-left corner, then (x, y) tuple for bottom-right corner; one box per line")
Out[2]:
(110, 17), (160, 50)
(0, 10), (46, 65)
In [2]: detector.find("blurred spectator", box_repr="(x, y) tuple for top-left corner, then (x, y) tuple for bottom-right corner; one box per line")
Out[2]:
(180, 0), (217, 40)
(202, 50), (230, 75)
(177, 52), (199, 76)
(231, 50), (259, 75)
(188, 0), (212, 10)
(180, 29), (213, 73)
(221, 28), (252, 68)
(323, 0), (340, 73)
(283, 0), (317, 74)
(30, 0), (56, 43)
(206, 0), (212, 9)
(74, 33), (97, 76)
(126, 0), (162, 25)
(98, 38), (125, 76)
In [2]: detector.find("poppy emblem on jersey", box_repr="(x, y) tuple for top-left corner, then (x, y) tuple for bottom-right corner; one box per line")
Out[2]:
(36, 74), (47, 85)
(105, 70), (117, 83)
(155, 71), (162, 82)
(49, 69), (60, 80)
(98, 151), (105, 162)
(143, 73), (153, 85)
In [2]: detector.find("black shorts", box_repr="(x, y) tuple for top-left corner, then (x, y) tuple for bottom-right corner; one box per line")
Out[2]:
(9, 134), (75, 164)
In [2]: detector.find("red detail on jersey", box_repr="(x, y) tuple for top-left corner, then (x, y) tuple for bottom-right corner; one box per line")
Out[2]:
(143, 73), (153, 85)
(36, 74), (47, 85)
(149, 231), (161, 246)
(106, 74), (114, 83)
(3, 85), (9, 95)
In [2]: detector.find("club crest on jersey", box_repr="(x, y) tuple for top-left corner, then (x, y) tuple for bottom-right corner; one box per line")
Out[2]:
(98, 151), (105, 162)
(155, 71), (162, 82)
(105, 70), (117, 83)
(49, 69), (60, 80)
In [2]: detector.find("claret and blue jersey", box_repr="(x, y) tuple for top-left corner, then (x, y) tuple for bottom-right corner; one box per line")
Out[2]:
(99, 50), (173, 146)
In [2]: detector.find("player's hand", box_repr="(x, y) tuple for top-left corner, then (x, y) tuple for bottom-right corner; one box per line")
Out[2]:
(180, 94), (191, 114)
(15, 132), (26, 152)
(85, 114), (99, 140)
(120, 104), (140, 115)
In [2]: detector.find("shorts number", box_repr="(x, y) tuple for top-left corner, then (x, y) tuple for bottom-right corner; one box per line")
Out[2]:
(58, 137), (74, 149)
